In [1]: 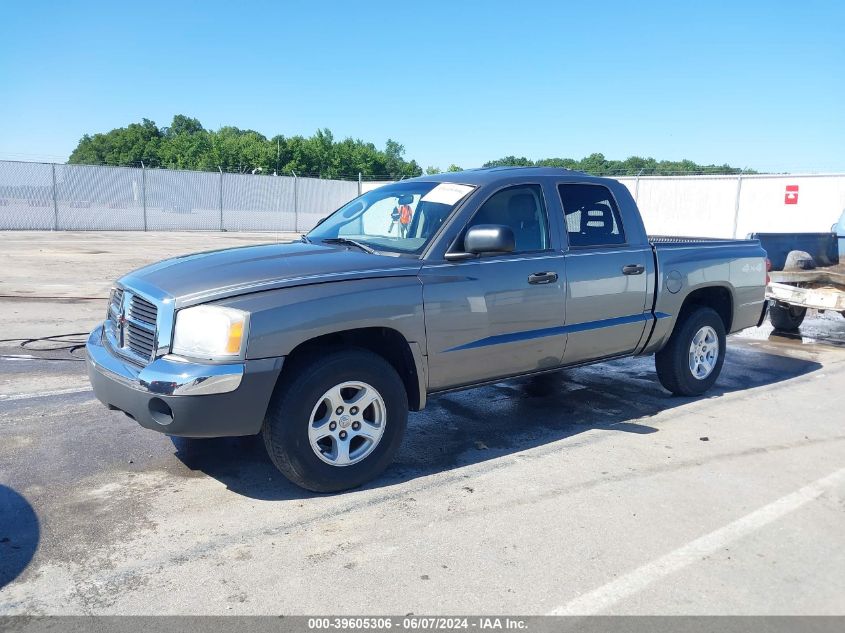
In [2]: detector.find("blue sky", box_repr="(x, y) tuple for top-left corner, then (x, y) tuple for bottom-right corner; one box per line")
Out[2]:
(1, 0), (842, 172)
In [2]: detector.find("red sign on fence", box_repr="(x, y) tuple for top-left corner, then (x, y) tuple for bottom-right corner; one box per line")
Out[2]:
(784, 185), (799, 205)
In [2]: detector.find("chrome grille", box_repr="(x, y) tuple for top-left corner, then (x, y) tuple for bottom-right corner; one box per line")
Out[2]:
(124, 294), (158, 361)
(128, 294), (157, 326)
(109, 288), (124, 318)
(126, 321), (156, 359)
(106, 287), (160, 364)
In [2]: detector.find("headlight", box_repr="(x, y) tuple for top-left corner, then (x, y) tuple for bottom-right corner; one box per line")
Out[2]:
(171, 305), (248, 360)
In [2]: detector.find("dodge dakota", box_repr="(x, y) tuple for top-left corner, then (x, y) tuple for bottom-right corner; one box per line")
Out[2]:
(87, 167), (768, 491)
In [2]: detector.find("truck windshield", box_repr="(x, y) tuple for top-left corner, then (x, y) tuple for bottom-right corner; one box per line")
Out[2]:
(307, 181), (476, 255)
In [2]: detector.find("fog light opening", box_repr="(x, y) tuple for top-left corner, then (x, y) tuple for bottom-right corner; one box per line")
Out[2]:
(149, 398), (174, 426)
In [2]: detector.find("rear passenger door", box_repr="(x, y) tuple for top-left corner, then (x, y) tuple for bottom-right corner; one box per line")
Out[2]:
(558, 183), (652, 363)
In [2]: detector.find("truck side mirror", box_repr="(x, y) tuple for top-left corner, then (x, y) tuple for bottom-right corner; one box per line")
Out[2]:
(445, 225), (515, 261)
(465, 224), (515, 254)
(443, 225), (516, 262)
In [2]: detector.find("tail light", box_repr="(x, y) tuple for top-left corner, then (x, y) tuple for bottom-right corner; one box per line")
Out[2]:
(765, 258), (771, 285)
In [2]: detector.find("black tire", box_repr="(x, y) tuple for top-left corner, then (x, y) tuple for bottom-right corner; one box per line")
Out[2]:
(655, 306), (726, 396)
(769, 301), (806, 331)
(262, 348), (408, 493)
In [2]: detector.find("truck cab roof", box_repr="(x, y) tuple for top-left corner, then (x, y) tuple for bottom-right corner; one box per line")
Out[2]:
(405, 166), (599, 187)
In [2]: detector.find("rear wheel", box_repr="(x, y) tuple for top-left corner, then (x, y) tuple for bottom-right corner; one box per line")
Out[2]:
(262, 348), (408, 493)
(655, 306), (726, 396)
(769, 301), (806, 331)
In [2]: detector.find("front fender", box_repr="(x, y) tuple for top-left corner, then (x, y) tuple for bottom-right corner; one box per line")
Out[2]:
(215, 278), (427, 399)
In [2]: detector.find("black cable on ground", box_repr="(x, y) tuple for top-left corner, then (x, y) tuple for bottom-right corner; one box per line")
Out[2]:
(0, 333), (89, 362)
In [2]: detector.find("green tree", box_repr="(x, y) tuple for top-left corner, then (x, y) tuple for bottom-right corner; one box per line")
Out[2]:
(382, 139), (422, 179)
(68, 115), (752, 178)
(69, 118), (161, 166)
(164, 115), (204, 137)
(68, 115), (424, 179)
(483, 153), (753, 175)
(482, 155), (533, 168)
(158, 116), (212, 170)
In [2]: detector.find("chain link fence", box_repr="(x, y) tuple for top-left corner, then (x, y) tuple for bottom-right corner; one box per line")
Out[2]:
(2, 160), (844, 238)
(0, 160), (360, 231)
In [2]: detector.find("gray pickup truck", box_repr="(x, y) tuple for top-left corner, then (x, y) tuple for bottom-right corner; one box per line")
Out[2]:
(87, 167), (767, 491)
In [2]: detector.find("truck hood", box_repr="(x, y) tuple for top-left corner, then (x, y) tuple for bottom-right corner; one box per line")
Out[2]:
(119, 241), (422, 307)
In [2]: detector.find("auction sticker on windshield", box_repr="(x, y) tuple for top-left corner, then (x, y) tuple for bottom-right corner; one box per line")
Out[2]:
(421, 183), (475, 205)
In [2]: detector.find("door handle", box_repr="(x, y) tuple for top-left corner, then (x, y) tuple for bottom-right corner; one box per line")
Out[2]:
(622, 264), (645, 275)
(528, 271), (559, 285)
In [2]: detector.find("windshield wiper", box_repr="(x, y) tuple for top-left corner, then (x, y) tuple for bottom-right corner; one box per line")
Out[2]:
(321, 237), (377, 254)
(300, 235), (312, 244)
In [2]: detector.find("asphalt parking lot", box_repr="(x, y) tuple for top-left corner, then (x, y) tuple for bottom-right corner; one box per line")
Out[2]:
(1, 232), (844, 615)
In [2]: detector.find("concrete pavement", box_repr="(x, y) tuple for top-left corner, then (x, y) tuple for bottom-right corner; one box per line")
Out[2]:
(0, 231), (844, 615)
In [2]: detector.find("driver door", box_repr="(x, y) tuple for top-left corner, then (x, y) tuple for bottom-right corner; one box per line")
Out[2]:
(421, 184), (568, 390)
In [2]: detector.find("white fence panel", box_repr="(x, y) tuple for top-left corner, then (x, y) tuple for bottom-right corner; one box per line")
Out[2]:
(361, 181), (393, 194)
(297, 177), (359, 231)
(223, 173), (296, 232)
(55, 164), (144, 230)
(633, 176), (740, 238)
(0, 161), (55, 229)
(144, 168), (221, 231)
(735, 175), (845, 237)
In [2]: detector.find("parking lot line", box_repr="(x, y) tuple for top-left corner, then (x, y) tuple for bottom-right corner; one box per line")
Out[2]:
(0, 386), (92, 401)
(548, 466), (845, 615)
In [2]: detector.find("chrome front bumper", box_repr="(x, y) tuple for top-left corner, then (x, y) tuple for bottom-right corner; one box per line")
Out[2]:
(86, 325), (244, 396)
(86, 323), (284, 437)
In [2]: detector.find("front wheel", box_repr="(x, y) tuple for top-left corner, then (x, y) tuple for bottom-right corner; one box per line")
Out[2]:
(655, 306), (727, 396)
(262, 349), (408, 493)
(769, 301), (806, 331)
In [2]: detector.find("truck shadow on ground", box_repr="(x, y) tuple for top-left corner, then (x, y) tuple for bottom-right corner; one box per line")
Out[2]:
(171, 342), (822, 501)
(0, 485), (40, 590)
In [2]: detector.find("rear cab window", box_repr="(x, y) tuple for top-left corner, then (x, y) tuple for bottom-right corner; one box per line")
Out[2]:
(558, 184), (626, 247)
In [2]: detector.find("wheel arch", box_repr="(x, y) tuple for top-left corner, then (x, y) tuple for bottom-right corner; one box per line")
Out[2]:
(676, 285), (734, 333)
(280, 327), (426, 411)
(644, 282), (735, 354)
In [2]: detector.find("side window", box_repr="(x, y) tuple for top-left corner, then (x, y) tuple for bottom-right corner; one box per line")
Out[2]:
(558, 184), (626, 247)
(464, 184), (550, 253)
